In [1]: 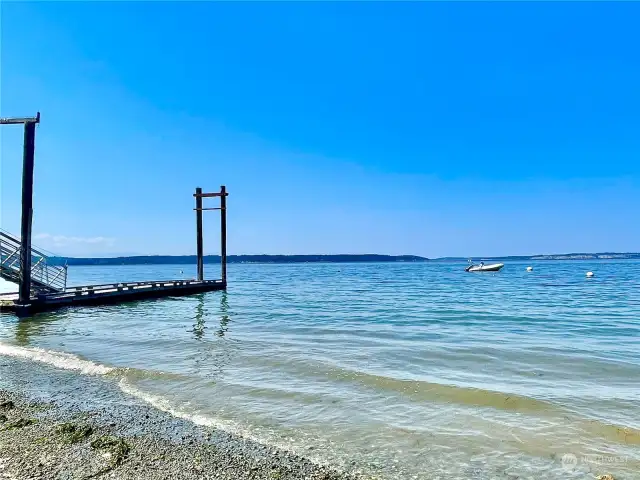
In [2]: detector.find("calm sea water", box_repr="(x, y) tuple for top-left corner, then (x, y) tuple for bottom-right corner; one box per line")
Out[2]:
(1, 261), (639, 479)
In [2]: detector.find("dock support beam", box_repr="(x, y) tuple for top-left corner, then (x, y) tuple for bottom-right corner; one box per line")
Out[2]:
(220, 185), (227, 285)
(195, 187), (204, 282)
(1, 113), (40, 305)
(19, 121), (37, 304)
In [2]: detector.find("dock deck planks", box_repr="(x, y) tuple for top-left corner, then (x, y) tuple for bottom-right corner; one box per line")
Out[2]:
(0, 279), (226, 316)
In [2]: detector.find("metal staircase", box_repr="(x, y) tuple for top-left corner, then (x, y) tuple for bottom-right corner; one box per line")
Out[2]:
(0, 230), (67, 295)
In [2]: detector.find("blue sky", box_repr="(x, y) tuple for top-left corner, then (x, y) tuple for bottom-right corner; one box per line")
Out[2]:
(1, 2), (639, 258)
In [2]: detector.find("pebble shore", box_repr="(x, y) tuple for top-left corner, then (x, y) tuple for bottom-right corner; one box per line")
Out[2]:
(0, 387), (365, 480)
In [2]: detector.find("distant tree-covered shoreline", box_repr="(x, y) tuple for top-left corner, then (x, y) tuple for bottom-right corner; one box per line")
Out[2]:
(49, 254), (429, 266)
(47, 252), (640, 266)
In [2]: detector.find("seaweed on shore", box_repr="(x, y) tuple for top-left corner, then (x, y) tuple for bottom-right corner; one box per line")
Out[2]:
(83, 435), (132, 479)
(0, 400), (15, 410)
(90, 435), (131, 467)
(56, 422), (94, 444)
(3, 417), (36, 430)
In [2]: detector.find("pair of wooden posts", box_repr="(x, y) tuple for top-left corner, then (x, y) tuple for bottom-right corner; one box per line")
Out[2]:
(194, 186), (228, 285)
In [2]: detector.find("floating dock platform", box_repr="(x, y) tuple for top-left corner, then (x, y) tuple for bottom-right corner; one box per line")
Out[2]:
(0, 279), (225, 316)
(0, 113), (228, 317)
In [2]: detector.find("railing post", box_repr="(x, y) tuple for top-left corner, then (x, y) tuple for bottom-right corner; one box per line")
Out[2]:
(18, 120), (37, 304)
(195, 187), (204, 282)
(220, 185), (227, 286)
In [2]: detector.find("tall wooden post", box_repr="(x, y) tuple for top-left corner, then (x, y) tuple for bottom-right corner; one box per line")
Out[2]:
(220, 185), (227, 285)
(18, 120), (37, 304)
(195, 187), (204, 281)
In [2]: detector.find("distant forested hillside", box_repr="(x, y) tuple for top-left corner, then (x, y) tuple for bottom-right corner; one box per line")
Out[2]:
(49, 254), (429, 266)
(47, 252), (640, 266)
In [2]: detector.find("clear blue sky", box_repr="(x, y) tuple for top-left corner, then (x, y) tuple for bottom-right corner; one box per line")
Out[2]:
(1, 2), (639, 258)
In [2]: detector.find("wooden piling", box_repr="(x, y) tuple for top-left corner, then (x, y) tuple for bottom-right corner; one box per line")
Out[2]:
(220, 185), (227, 284)
(195, 187), (204, 282)
(9, 115), (40, 305)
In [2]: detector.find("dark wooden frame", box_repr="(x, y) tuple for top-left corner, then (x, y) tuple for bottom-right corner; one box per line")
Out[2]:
(193, 186), (228, 284)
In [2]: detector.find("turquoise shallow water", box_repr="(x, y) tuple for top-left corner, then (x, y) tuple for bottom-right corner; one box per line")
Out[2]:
(1, 261), (639, 479)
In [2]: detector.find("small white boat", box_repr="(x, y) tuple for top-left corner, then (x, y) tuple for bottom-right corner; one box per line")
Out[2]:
(465, 262), (504, 272)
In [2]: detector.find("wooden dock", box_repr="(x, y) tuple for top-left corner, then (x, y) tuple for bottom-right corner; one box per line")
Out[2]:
(0, 279), (225, 315)
(0, 112), (229, 318)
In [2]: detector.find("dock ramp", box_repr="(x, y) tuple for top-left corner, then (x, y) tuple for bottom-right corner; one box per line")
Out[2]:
(0, 230), (67, 294)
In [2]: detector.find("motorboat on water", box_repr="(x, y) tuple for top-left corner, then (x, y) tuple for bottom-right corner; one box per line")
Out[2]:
(465, 262), (504, 272)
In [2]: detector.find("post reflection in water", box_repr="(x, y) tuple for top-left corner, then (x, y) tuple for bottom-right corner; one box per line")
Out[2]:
(192, 294), (206, 340)
(14, 312), (60, 346)
(190, 291), (234, 379)
(191, 292), (231, 340)
(217, 292), (230, 338)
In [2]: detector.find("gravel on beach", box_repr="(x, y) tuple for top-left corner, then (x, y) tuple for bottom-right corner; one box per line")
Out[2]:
(0, 387), (365, 480)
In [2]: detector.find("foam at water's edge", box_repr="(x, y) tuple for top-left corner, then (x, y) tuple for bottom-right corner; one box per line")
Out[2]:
(0, 343), (294, 453)
(0, 342), (113, 375)
(0, 343), (305, 460)
(117, 378), (322, 462)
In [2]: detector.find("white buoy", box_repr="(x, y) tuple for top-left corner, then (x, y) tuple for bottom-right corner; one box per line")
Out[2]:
(586, 271), (594, 277)
(526, 266), (533, 272)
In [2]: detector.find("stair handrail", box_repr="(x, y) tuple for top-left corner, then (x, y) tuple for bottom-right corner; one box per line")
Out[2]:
(0, 229), (68, 292)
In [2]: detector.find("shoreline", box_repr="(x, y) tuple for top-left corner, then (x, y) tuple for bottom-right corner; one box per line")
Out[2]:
(0, 388), (363, 480)
(0, 345), (635, 479)
(0, 358), (365, 480)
